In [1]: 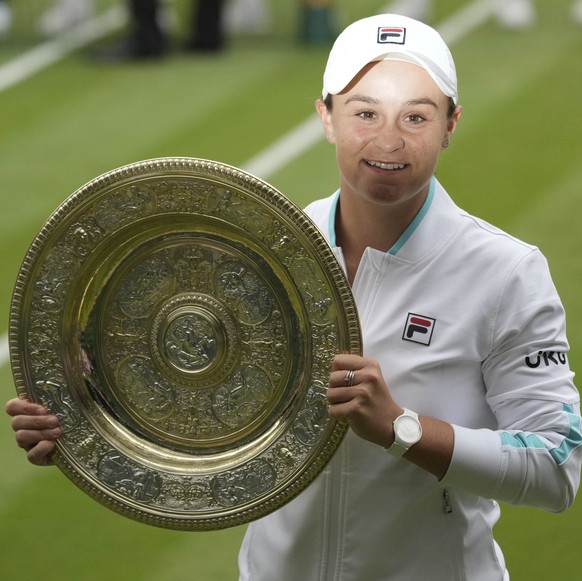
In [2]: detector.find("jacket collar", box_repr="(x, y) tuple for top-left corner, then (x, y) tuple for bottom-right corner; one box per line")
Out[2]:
(328, 177), (463, 264)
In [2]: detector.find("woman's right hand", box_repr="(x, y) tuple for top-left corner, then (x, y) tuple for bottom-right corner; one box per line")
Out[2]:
(5, 398), (62, 466)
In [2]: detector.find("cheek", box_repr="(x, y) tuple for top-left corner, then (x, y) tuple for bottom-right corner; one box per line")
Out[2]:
(335, 129), (368, 153)
(414, 134), (446, 158)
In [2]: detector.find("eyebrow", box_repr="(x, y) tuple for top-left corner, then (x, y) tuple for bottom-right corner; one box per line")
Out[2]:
(405, 98), (439, 108)
(343, 95), (380, 105)
(342, 95), (439, 108)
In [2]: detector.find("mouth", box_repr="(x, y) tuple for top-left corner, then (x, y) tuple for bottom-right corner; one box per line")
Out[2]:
(365, 160), (407, 171)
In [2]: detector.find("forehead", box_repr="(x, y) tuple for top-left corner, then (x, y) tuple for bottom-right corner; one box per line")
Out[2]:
(341, 59), (446, 103)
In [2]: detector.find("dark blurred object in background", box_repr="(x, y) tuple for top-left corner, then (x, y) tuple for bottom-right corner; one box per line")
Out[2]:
(92, 0), (225, 62)
(0, 0), (11, 36)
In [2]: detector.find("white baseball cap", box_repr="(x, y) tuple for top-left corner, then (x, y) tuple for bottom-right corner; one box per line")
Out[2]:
(322, 14), (458, 104)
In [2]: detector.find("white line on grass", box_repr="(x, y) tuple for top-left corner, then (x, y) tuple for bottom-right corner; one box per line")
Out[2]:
(0, 4), (126, 93)
(436, 0), (496, 45)
(242, 115), (324, 178)
(0, 0), (495, 372)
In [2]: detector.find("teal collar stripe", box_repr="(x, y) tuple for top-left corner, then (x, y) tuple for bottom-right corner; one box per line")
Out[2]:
(389, 176), (435, 255)
(329, 177), (436, 255)
(328, 189), (340, 248)
(501, 404), (582, 466)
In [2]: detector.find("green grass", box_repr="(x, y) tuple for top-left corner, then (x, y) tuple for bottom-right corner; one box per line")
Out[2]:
(1, 1), (582, 579)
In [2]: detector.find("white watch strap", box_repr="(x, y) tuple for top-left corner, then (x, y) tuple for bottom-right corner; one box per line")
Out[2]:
(387, 439), (408, 457)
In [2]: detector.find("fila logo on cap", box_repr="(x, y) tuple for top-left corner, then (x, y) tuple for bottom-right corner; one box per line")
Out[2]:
(377, 27), (406, 45)
(403, 313), (436, 346)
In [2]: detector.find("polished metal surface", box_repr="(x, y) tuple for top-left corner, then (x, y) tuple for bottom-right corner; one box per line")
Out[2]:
(10, 157), (361, 530)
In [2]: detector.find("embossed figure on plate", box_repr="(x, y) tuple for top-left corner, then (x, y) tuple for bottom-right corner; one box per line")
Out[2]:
(117, 255), (175, 319)
(98, 451), (162, 502)
(116, 355), (175, 421)
(214, 261), (273, 325)
(164, 311), (220, 373)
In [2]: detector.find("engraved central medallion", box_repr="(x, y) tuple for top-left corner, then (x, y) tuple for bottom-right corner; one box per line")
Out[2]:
(152, 293), (237, 385)
(164, 310), (220, 373)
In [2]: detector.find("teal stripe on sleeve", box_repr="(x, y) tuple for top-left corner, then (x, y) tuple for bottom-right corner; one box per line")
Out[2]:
(550, 404), (582, 465)
(501, 432), (546, 449)
(501, 404), (582, 466)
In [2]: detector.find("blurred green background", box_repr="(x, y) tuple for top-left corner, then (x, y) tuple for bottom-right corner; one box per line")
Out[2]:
(1, 0), (581, 579)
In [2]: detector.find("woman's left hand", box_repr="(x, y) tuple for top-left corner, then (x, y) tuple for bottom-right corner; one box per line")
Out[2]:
(327, 353), (402, 448)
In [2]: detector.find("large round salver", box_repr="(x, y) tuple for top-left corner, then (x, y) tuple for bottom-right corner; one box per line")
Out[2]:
(9, 157), (361, 530)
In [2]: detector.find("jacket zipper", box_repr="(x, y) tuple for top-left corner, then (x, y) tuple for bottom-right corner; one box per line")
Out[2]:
(322, 443), (347, 581)
(443, 488), (453, 514)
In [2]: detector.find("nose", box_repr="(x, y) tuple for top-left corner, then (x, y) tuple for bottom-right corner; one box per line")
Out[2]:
(374, 122), (405, 152)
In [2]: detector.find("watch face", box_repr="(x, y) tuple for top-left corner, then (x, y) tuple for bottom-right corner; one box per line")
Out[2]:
(396, 416), (422, 446)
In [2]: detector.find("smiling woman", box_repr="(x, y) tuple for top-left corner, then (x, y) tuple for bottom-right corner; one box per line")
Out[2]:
(237, 13), (582, 581)
(316, 59), (461, 270)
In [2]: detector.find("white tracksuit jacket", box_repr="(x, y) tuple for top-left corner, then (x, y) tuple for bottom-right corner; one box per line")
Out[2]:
(238, 178), (582, 581)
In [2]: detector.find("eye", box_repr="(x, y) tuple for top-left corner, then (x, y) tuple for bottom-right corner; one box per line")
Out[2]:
(357, 110), (376, 120)
(406, 113), (425, 124)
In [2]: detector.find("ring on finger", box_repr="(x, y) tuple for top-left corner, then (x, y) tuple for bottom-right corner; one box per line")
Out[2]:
(344, 369), (355, 387)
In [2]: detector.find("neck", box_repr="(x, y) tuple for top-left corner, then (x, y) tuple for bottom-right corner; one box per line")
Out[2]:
(335, 186), (430, 284)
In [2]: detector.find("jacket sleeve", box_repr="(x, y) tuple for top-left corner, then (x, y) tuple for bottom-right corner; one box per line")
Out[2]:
(442, 249), (582, 512)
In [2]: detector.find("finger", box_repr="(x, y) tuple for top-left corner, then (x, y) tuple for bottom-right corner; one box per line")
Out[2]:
(5, 398), (48, 418)
(15, 426), (63, 450)
(11, 413), (61, 433)
(327, 370), (361, 405)
(329, 369), (358, 389)
(327, 400), (352, 420)
(327, 386), (356, 406)
(331, 353), (364, 372)
(26, 440), (57, 467)
(329, 369), (361, 389)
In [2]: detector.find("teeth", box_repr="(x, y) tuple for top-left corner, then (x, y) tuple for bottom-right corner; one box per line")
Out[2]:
(367, 160), (405, 170)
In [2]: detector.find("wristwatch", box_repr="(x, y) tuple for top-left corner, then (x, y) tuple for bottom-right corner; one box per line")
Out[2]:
(387, 408), (422, 456)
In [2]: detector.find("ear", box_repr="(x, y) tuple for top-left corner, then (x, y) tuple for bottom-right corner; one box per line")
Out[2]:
(442, 105), (462, 150)
(315, 99), (335, 144)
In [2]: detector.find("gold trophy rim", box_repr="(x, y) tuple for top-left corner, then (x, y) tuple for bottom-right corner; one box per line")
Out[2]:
(9, 157), (362, 530)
